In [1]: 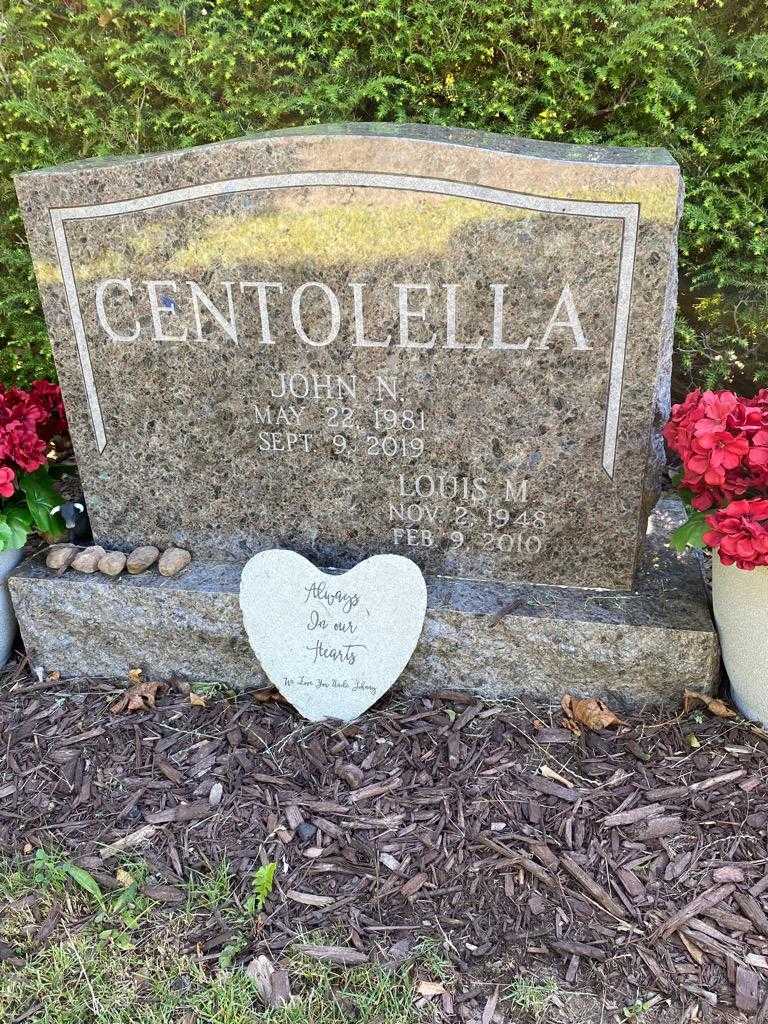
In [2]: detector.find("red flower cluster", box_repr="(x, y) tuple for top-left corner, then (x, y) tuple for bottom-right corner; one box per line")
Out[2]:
(0, 467), (15, 499)
(0, 381), (67, 499)
(704, 499), (768, 571)
(663, 389), (768, 511)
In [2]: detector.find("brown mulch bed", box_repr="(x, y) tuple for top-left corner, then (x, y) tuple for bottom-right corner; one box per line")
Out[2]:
(1, 664), (767, 1022)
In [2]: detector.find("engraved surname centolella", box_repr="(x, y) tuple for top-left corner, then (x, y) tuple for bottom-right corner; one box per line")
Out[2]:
(94, 278), (593, 354)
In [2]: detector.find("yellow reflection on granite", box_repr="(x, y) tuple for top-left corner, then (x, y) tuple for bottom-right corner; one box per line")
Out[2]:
(129, 223), (168, 257)
(33, 260), (63, 286)
(72, 253), (126, 283)
(32, 175), (675, 289)
(168, 197), (530, 273)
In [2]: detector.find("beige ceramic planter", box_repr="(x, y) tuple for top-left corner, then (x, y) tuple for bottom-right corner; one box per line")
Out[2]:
(712, 553), (768, 726)
(0, 547), (24, 666)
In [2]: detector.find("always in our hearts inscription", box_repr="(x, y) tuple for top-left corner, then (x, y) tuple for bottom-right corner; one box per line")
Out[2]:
(239, 550), (427, 721)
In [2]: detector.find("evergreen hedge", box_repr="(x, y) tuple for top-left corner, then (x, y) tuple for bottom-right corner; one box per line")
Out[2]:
(1, 0), (766, 391)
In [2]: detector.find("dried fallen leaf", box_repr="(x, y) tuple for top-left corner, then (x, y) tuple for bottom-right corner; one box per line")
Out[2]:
(683, 689), (736, 719)
(562, 694), (626, 733)
(417, 981), (446, 997)
(540, 764), (574, 787)
(189, 691), (207, 707)
(111, 681), (163, 714)
(251, 687), (287, 704)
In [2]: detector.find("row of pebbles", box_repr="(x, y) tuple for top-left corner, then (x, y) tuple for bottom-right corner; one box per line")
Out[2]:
(46, 543), (191, 578)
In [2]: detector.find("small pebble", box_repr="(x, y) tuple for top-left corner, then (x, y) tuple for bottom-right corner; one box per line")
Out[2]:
(158, 547), (192, 577)
(208, 782), (224, 807)
(295, 822), (317, 843)
(46, 544), (79, 570)
(98, 551), (127, 577)
(126, 545), (160, 574)
(71, 545), (106, 573)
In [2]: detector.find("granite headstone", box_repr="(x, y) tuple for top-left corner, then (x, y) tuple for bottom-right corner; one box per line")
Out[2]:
(15, 123), (683, 589)
(239, 550), (427, 721)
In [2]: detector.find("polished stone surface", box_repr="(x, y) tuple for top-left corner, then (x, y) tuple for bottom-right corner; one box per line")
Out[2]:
(16, 124), (682, 589)
(240, 550), (427, 721)
(10, 500), (719, 705)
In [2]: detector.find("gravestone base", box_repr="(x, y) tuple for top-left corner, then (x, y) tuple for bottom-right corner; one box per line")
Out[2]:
(9, 500), (719, 708)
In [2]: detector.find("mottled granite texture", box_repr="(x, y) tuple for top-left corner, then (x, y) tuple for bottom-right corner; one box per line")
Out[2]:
(15, 123), (683, 588)
(9, 501), (719, 707)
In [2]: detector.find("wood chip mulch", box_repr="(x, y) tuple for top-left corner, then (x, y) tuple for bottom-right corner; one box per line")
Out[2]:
(1, 668), (767, 1022)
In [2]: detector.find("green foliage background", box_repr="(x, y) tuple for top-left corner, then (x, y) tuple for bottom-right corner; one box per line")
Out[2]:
(1, 0), (766, 392)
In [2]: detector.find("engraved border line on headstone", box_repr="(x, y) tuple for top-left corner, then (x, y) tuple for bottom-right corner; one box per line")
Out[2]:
(48, 171), (639, 476)
(50, 210), (108, 453)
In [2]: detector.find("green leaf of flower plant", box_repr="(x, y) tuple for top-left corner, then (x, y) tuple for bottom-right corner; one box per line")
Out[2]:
(17, 468), (66, 540)
(670, 510), (708, 553)
(0, 505), (32, 550)
(6, 504), (33, 532)
(0, 520), (26, 551)
(64, 863), (105, 907)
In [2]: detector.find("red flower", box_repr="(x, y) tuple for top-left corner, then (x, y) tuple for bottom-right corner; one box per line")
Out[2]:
(0, 466), (15, 499)
(28, 380), (68, 441)
(748, 428), (768, 475)
(687, 428), (749, 483)
(0, 381), (67, 481)
(704, 499), (768, 571)
(663, 388), (703, 453)
(698, 389), (741, 425)
(664, 389), (768, 510)
(688, 481), (742, 511)
(1, 387), (46, 426)
(1, 418), (47, 473)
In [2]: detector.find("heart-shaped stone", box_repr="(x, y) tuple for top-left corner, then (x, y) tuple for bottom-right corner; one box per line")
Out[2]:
(240, 550), (427, 721)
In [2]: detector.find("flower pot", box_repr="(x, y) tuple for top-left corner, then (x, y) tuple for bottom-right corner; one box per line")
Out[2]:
(0, 547), (24, 667)
(712, 553), (768, 726)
